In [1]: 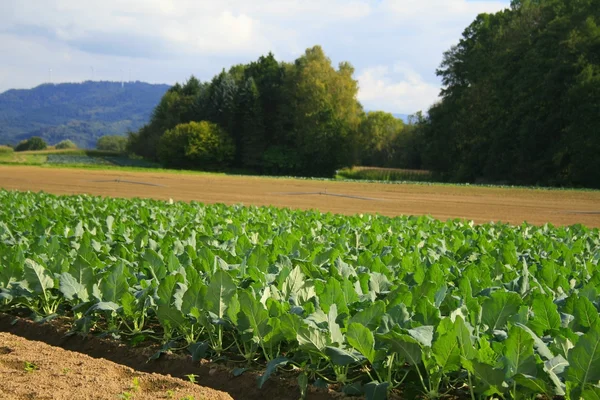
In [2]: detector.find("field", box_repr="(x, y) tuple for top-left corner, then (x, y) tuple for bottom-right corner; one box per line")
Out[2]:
(1, 183), (600, 399)
(0, 149), (158, 168)
(0, 165), (599, 227)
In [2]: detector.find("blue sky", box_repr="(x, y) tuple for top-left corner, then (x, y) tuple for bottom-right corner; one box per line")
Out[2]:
(0, 0), (510, 114)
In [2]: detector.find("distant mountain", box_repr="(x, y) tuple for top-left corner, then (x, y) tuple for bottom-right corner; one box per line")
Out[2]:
(0, 81), (170, 148)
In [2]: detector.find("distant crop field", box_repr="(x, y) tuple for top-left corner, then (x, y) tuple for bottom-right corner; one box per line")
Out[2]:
(337, 166), (434, 182)
(0, 149), (158, 168)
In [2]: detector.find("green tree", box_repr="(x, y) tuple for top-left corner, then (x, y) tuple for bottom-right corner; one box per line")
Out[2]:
(158, 121), (234, 170)
(358, 111), (405, 166)
(285, 46), (363, 176)
(97, 135), (127, 152)
(15, 137), (47, 151)
(420, 0), (600, 188)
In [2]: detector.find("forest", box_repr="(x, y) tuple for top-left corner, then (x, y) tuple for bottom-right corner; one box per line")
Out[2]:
(125, 0), (598, 187)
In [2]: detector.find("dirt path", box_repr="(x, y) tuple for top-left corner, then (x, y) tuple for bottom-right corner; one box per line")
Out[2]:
(0, 332), (232, 400)
(0, 165), (599, 227)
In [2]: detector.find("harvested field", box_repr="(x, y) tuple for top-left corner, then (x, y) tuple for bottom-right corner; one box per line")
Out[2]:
(0, 331), (232, 400)
(0, 165), (599, 227)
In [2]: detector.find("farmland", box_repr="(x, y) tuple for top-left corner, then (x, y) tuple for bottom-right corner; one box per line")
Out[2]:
(1, 189), (600, 399)
(0, 165), (599, 228)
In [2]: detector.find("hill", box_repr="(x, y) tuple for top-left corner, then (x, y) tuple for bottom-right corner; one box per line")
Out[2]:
(0, 81), (170, 148)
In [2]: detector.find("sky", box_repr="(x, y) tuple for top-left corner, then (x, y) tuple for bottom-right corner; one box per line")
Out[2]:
(0, 0), (510, 115)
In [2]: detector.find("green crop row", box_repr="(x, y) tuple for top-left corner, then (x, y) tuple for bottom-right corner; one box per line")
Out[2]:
(0, 190), (599, 399)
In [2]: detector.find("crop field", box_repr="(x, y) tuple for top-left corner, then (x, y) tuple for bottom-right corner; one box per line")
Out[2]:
(1, 189), (600, 399)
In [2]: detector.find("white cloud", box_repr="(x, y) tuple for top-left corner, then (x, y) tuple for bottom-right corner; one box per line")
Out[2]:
(0, 0), (511, 108)
(358, 64), (440, 114)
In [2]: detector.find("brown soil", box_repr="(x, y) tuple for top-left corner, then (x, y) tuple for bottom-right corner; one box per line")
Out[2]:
(1, 165), (599, 227)
(0, 315), (342, 400)
(0, 331), (232, 400)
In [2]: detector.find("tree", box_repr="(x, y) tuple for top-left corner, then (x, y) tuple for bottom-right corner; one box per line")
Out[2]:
(54, 139), (77, 149)
(285, 46), (363, 176)
(15, 137), (47, 151)
(157, 121), (235, 170)
(97, 135), (127, 152)
(419, 0), (600, 188)
(358, 112), (405, 166)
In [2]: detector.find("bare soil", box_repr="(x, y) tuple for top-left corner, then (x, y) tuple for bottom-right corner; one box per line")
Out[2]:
(0, 165), (599, 227)
(0, 331), (232, 400)
(0, 315), (342, 400)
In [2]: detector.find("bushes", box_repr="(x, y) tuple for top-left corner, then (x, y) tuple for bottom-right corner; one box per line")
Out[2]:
(54, 139), (78, 149)
(0, 145), (14, 155)
(96, 135), (127, 153)
(158, 121), (234, 170)
(15, 137), (47, 152)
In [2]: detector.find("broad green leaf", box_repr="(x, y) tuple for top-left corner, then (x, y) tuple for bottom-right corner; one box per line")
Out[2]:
(503, 325), (537, 378)
(513, 374), (550, 395)
(59, 272), (89, 302)
(378, 331), (422, 366)
(364, 381), (390, 400)
(23, 258), (54, 294)
(324, 346), (361, 366)
(432, 331), (461, 373)
(349, 300), (385, 329)
(574, 297), (599, 330)
(566, 322), (600, 400)
(257, 357), (289, 389)
(327, 304), (344, 345)
(481, 290), (522, 331)
(347, 323), (376, 363)
(206, 270), (236, 319)
(529, 294), (561, 336)
(407, 325), (434, 348)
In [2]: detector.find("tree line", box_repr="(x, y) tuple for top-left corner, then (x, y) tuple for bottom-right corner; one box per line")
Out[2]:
(127, 46), (419, 177)
(418, 0), (600, 188)
(128, 0), (599, 188)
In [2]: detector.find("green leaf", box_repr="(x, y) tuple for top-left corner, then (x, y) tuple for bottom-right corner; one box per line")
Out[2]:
(481, 290), (522, 331)
(471, 361), (505, 397)
(566, 322), (600, 400)
(364, 381), (389, 400)
(324, 346), (361, 366)
(23, 258), (54, 294)
(455, 316), (477, 360)
(327, 304), (344, 345)
(239, 290), (271, 347)
(58, 272), (89, 302)
(529, 294), (561, 336)
(378, 331), (422, 366)
(582, 386), (600, 400)
(513, 374), (550, 395)
(503, 324), (537, 379)
(188, 342), (209, 362)
(297, 325), (330, 354)
(346, 323), (376, 363)
(99, 263), (128, 303)
(257, 356), (289, 389)
(206, 270), (236, 319)
(574, 297), (599, 330)
(432, 330), (461, 373)
(407, 325), (434, 348)
(349, 300), (385, 329)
